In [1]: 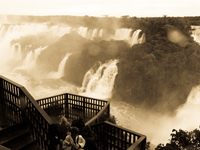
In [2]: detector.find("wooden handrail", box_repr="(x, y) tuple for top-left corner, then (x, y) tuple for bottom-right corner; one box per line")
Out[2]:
(20, 86), (54, 124)
(127, 136), (146, 150)
(85, 101), (110, 126)
(36, 92), (108, 103)
(0, 75), (54, 125)
(91, 121), (146, 150)
(103, 120), (145, 137)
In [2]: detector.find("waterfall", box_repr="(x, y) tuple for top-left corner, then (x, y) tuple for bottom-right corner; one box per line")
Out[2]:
(48, 53), (71, 79)
(191, 26), (200, 44)
(0, 24), (6, 40)
(113, 28), (144, 46)
(0, 23), (73, 43)
(130, 29), (142, 45)
(76, 27), (103, 40)
(98, 29), (103, 38)
(50, 26), (72, 37)
(1, 24), (48, 41)
(77, 27), (88, 38)
(91, 28), (98, 40)
(0, 24), (49, 63)
(21, 46), (47, 70)
(114, 28), (132, 41)
(192, 33), (200, 44)
(80, 59), (119, 99)
(11, 43), (22, 61)
(0, 24), (145, 50)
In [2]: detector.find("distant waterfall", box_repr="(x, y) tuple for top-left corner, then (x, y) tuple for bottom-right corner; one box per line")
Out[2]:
(48, 53), (71, 79)
(192, 33), (200, 44)
(50, 26), (72, 37)
(0, 24), (48, 41)
(130, 29), (143, 45)
(114, 28), (132, 41)
(0, 24), (146, 50)
(11, 43), (22, 61)
(191, 26), (200, 44)
(77, 27), (88, 38)
(80, 59), (119, 99)
(114, 28), (145, 46)
(22, 46), (47, 70)
(76, 27), (103, 40)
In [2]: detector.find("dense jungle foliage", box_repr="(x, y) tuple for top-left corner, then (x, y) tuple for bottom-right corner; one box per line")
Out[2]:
(155, 128), (200, 150)
(115, 17), (200, 112)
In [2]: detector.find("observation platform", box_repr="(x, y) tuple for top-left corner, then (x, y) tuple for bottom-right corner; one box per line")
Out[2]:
(0, 75), (146, 150)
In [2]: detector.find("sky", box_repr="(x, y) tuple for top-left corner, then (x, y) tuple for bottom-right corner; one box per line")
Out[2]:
(0, 0), (200, 17)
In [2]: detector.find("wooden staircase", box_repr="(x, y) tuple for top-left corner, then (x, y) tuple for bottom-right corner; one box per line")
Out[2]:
(0, 123), (41, 150)
(0, 101), (41, 150)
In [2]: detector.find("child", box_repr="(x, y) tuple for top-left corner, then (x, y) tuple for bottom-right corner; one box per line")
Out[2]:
(63, 126), (86, 150)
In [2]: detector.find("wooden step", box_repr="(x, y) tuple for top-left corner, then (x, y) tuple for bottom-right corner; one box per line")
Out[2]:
(0, 123), (27, 145)
(0, 103), (15, 129)
(0, 123), (40, 150)
(20, 140), (41, 150)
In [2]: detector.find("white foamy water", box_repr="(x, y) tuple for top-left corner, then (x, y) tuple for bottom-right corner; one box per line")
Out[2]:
(48, 53), (71, 79)
(191, 26), (200, 44)
(80, 59), (119, 99)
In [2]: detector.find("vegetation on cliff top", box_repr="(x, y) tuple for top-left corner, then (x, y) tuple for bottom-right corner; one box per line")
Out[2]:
(115, 17), (200, 112)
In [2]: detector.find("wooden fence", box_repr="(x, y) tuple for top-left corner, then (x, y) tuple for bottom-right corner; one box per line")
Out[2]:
(91, 121), (146, 150)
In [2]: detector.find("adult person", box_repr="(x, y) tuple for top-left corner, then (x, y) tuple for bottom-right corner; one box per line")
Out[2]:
(82, 125), (97, 150)
(62, 127), (86, 150)
(51, 116), (71, 150)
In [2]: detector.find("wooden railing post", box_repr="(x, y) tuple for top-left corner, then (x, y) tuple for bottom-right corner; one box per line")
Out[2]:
(49, 124), (58, 150)
(19, 89), (27, 113)
(19, 88), (28, 123)
(103, 123), (106, 150)
(0, 78), (3, 101)
(0, 78), (5, 115)
(141, 137), (146, 150)
(65, 94), (69, 118)
(83, 97), (86, 111)
(107, 102), (110, 118)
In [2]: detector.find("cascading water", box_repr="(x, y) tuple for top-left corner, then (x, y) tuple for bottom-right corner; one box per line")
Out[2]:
(114, 28), (145, 46)
(48, 53), (71, 79)
(114, 28), (132, 41)
(0, 24), (145, 48)
(11, 43), (22, 61)
(130, 29), (143, 45)
(80, 59), (119, 99)
(50, 26), (71, 37)
(191, 26), (200, 44)
(20, 46), (47, 70)
(77, 26), (88, 38)
(192, 33), (200, 44)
